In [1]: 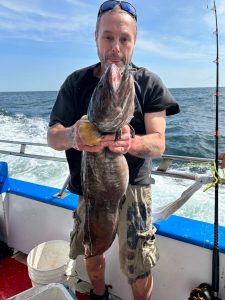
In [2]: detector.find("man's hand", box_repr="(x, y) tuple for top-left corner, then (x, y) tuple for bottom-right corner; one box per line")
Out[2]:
(101, 125), (133, 154)
(219, 152), (225, 169)
(69, 117), (133, 154)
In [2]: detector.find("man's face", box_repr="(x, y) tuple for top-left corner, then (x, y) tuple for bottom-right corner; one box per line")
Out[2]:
(95, 11), (137, 69)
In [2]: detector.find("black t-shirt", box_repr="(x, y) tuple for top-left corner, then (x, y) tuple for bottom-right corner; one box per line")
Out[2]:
(49, 62), (180, 195)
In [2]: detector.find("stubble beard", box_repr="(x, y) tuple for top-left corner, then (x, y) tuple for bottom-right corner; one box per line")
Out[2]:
(97, 47), (130, 71)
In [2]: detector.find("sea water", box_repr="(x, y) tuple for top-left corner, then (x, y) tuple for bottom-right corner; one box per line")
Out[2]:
(0, 88), (225, 225)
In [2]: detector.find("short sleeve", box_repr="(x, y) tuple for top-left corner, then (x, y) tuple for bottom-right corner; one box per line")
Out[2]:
(134, 67), (180, 116)
(49, 76), (76, 127)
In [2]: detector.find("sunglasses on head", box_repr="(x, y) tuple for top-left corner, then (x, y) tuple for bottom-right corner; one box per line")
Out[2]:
(98, 0), (137, 21)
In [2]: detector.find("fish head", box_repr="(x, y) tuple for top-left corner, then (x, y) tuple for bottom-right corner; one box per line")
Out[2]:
(88, 64), (135, 133)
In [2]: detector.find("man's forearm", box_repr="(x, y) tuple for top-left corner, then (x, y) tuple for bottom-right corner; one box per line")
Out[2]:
(47, 124), (73, 151)
(128, 134), (165, 158)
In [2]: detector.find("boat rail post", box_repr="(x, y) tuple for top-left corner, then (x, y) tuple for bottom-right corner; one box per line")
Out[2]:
(53, 175), (71, 199)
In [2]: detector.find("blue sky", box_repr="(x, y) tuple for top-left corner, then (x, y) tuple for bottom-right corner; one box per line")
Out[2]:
(0, 0), (225, 91)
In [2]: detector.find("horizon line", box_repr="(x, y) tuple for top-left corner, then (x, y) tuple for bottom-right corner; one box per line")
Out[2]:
(1, 86), (225, 93)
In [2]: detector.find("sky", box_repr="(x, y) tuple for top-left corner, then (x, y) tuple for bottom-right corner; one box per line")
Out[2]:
(0, 0), (225, 92)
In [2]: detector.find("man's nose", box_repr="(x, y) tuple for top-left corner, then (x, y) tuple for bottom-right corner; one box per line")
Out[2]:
(112, 40), (120, 53)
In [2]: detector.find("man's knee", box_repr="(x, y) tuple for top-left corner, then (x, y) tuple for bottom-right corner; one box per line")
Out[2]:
(85, 255), (105, 280)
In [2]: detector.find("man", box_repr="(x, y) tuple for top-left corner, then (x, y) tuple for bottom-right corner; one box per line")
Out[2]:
(219, 152), (225, 168)
(47, 1), (180, 299)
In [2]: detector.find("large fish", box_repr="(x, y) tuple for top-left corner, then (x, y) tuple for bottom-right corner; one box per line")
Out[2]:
(79, 64), (135, 257)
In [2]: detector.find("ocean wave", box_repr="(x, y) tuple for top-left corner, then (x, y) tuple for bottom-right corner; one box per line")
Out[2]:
(0, 88), (225, 226)
(0, 109), (22, 118)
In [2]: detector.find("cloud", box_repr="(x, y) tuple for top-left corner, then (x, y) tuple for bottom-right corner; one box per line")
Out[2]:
(0, 0), (96, 42)
(64, 0), (95, 8)
(136, 32), (215, 61)
(203, 0), (225, 32)
(136, 0), (225, 64)
(0, 0), (63, 19)
(217, 0), (225, 14)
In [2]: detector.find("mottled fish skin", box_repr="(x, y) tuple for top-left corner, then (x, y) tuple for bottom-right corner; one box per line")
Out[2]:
(88, 64), (135, 134)
(82, 64), (135, 257)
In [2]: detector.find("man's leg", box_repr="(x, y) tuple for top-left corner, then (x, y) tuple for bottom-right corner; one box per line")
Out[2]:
(85, 254), (106, 296)
(131, 274), (153, 300)
(117, 185), (159, 300)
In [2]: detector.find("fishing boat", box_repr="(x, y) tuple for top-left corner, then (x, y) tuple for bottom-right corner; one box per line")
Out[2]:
(1, 0), (224, 298)
(0, 139), (225, 300)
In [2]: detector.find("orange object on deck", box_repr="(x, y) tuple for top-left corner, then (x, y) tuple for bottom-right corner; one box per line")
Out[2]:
(75, 290), (89, 300)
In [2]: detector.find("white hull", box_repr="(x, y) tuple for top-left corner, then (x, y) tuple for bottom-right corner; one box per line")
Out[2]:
(1, 171), (225, 299)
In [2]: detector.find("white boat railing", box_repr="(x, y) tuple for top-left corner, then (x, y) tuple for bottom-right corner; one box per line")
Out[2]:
(0, 139), (224, 189)
(0, 139), (65, 162)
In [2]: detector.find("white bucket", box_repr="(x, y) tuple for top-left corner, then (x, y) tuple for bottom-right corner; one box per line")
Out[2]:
(27, 240), (70, 287)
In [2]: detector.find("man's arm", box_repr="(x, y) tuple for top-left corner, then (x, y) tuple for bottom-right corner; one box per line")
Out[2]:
(47, 123), (73, 151)
(104, 111), (166, 158)
(129, 111), (166, 158)
(219, 152), (225, 168)
(47, 121), (105, 153)
(47, 110), (166, 157)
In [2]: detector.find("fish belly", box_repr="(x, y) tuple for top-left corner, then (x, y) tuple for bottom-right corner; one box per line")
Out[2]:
(82, 149), (128, 257)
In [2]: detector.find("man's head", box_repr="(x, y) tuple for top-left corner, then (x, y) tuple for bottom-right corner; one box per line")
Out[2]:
(95, 1), (137, 69)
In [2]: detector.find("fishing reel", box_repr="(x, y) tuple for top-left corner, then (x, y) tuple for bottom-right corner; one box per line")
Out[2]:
(189, 283), (212, 300)
(189, 283), (221, 300)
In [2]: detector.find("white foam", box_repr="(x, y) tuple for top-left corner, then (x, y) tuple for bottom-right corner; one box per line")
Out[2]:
(1, 114), (225, 226)
(152, 168), (225, 225)
(0, 114), (68, 188)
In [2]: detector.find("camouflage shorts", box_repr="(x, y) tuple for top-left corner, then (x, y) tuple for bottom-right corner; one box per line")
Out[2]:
(69, 184), (159, 283)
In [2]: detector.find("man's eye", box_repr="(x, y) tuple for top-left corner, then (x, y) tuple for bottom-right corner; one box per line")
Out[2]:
(121, 37), (128, 43)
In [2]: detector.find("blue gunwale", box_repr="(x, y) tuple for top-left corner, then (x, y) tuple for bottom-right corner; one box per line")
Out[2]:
(5, 177), (225, 254)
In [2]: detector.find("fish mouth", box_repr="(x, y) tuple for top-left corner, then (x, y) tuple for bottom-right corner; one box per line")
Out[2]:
(105, 64), (123, 92)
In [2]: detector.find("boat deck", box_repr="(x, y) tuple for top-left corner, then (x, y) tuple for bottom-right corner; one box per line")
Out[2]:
(0, 252), (122, 300)
(0, 253), (32, 299)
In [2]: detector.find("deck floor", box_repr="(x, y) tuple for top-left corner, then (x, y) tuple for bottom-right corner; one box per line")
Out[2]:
(0, 253), (32, 299)
(0, 253), (121, 300)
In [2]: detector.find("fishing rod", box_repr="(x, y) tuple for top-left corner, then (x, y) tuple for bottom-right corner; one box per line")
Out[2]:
(189, 1), (221, 299)
(211, 0), (220, 298)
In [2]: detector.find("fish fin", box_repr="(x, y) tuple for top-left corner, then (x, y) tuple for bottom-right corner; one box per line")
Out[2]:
(128, 124), (135, 138)
(114, 128), (122, 142)
(79, 120), (102, 146)
(120, 194), (126, 209)
(114, 124), (135, 142)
